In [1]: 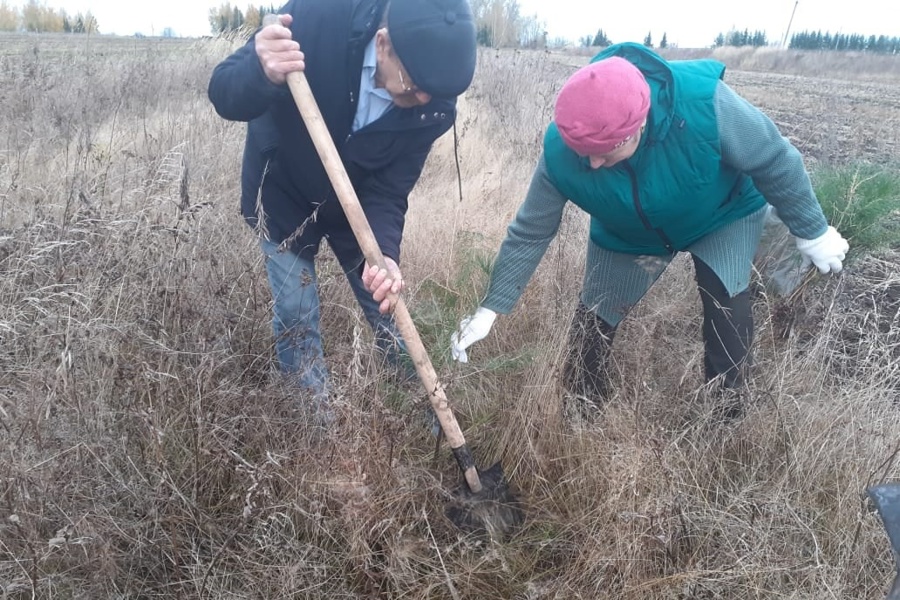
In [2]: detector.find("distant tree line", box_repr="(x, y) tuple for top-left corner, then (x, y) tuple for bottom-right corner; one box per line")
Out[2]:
(208, 1), (547, 48)
(0, 0), (97, 33)
(713, 29), (769, 48)
(469, 0), (545, 49)
(643, 32), (669, 49)
(208, 3), (279, 35)
(712, 27), (898, 53)
(579, 28), (611, 47)
(578, 29), (669, 49)
(789, 30), (900, 53)
(226, 0), (549, 49)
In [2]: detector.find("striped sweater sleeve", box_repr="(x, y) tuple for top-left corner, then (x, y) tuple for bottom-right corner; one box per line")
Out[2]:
(481, 153), (568, 314)
(715, 80), (828, 240)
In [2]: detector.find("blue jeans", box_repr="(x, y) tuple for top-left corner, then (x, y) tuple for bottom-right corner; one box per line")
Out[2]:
(260, 239), (408, 395)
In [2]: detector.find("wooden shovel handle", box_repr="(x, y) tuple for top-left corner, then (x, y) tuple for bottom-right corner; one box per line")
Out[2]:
(267, 21), (482, 492)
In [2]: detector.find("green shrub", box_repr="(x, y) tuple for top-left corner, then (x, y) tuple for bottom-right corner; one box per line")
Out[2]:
(813, 163), (900, 253)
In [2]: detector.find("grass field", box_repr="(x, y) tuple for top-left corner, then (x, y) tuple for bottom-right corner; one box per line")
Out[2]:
(1, 34), (899, 599)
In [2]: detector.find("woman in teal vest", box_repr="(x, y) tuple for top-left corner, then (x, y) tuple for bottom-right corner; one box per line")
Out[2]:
(450, 42), (849, 419)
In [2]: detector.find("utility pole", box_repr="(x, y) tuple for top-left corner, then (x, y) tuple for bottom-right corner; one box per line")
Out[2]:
(781, 0), (799, 48)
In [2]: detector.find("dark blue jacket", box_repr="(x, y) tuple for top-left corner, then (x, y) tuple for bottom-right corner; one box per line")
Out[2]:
(208, 0), (456, 264)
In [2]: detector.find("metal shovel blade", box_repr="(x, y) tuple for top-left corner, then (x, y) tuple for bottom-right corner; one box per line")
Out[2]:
(445, 462), (523, 539)
(868, 483), (900, 599)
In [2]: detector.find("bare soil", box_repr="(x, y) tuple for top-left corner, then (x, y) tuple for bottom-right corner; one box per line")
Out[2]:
(724, 70), (900, 164)
(547, 50), (900, 164)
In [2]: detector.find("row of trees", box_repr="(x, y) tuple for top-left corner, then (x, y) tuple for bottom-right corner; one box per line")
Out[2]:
(714, 29), (770, 48)
(788, 30), (900, 54)
(711, 28), (899, 53)
(644, 32), (669, 49)
(469, 0), (545, 48)
(207, 0), (548, 48)
(0, 0), (97, 33)
(579, 28), (611, 48)
(579, 30), (670, 50)
(708, 28), (900, 53)
(581, 27), (899, 53)
(208, 3), (278, 34)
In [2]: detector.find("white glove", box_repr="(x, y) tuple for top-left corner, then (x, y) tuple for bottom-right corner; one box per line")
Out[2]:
(795, 226), (849, 274)
(450, 307), (497, 363)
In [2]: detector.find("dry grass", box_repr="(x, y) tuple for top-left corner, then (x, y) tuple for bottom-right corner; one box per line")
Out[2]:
(1, 37), (899, 599)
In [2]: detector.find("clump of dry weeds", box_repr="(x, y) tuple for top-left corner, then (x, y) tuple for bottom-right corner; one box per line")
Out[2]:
(1, 38), (899, 599)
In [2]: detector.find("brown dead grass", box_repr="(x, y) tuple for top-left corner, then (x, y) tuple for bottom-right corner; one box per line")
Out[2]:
(1, 37), (899, 599)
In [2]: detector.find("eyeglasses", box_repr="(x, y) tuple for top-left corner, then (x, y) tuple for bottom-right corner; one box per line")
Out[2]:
(580, 123), (647, 169)
(582, 134), (635, 166)
(597, 123), (647, 157)
(610, 132), (636, 150)
(397, 68), (418, 94)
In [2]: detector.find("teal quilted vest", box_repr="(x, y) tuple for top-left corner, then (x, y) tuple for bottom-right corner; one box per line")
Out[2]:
(544, 43), (765, 255)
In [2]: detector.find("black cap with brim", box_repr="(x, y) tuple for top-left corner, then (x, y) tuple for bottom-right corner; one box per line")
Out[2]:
(388, 0), (477, 99)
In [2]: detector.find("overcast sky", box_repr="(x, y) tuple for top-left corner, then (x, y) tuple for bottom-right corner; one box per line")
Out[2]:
(12, 0), (897, 46)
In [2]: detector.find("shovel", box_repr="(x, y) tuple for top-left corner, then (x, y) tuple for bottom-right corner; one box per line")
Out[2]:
(263, 15), (521, 536)
(868, 483), (900, 599)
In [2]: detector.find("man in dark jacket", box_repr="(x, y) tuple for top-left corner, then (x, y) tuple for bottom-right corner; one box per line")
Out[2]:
(208, 0), (476, 416)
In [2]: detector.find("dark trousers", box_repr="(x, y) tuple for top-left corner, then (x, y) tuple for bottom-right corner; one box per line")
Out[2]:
(566, 254), (753, 400)
(693, 255), (753, 389)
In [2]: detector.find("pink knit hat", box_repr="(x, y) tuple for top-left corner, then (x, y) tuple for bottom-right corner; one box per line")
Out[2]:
(554, 57), (651, 155)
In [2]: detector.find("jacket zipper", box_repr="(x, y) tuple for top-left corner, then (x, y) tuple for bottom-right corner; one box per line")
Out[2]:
(624, 162), (675, 253)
